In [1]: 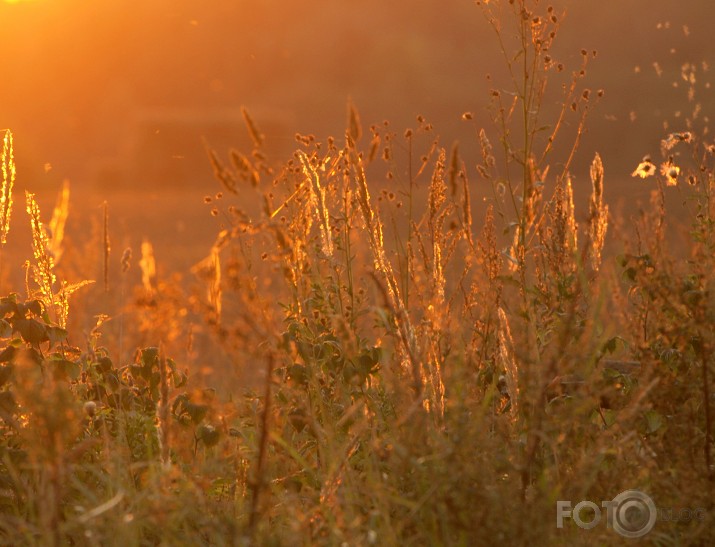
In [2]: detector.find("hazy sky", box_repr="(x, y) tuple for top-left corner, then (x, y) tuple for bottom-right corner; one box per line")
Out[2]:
(1, 0), (713, 192)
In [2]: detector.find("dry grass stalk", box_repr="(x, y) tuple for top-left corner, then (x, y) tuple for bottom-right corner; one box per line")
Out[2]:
(241, 106), (264, 149)
(478, 205), (503, 296)
(547, 175), (578, 275)
(428, 149), (448, 307)
(297, 150), (334, 257)
(352, 146), (399, 305)
(56, 279), (95, 328)
(348, 100), (362, 143)
(206, 144), (238, 195)
(207, 245), (222, 321)
(477, 128), (495, 179)
(102, 201), (110, 292)
(563, 176), (578, 252)
(350, 143), (424, 396)
(26, 191), (56, 306)
(229, 149), (260, 187)
(448, 142), (460, 196)
(158, 348), (170, 468)
(497, 307), (519, 418)
(587, 153), (608, 272)
(248, 353), (276, 537)
(461, 169), (473, 246)
(48, 180), (70, 264)
(121, 247), (132, 273)
(139, 239), (156, 295)
(0, 130), (15, 245)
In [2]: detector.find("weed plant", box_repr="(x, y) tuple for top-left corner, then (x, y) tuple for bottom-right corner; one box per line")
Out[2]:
(0, 1), (714, 545)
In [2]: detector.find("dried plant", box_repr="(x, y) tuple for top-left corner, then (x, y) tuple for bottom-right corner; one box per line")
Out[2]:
(587, 152), (608, 273)
(26, 191), (57, 307)
(0, 129), (15, 246)
(297, 150), (334, 257)
(241, 105), (265, 149)
(1, 3), (714, 546)
(139, 238), (156, 295)
(47, 179), (70, 264)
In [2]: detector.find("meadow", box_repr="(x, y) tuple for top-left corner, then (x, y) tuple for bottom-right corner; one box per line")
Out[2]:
(0, 1), (714, 545)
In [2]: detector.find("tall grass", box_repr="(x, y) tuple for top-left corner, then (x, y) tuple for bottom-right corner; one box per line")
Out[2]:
(0, 1), (713, 545)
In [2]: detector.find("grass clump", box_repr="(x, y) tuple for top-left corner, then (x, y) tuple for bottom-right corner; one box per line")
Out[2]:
(0, 1), (713, 545)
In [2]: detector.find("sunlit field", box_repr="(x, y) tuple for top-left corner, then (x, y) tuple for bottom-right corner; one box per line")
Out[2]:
(1, 1), (714, 545)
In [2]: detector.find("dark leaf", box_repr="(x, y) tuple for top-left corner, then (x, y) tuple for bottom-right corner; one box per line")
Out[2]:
(0, 391), (16, 415)
(17, 299), (43, 318)
(185, 402), (209, 424)
(52, 358), (81, 381)
(15, 318), (49, 346)
(0, 346), (16, 363)
(0, 294), (18, 318)
(287, 364), (308, 386)
(47, 326), (68, 346)
(0, 365), (12, 388)
(97, 357), (114, 373)
(196, 424), (220, 447)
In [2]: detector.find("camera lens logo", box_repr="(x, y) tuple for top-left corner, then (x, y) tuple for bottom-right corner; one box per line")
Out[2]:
(608, 490), (657, 538)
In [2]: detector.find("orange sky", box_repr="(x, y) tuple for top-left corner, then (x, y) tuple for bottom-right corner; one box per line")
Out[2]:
(1, 0), (713, 194)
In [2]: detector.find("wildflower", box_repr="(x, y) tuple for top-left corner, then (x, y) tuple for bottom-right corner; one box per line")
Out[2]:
(660, 161), (680, 186)
(661, 132), (692, 152)
(631, 157), (656, 178)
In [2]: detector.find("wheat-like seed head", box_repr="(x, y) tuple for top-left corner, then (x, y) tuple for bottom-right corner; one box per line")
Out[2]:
(347, 100), (362, 143)
(297, 150), (334, 257)
(208, 245), (222, 321)
(548, 175), (578, 275)
(230, 149), (260, 188)
(25, 191), (56, 305)
(48, 180), (70, 264)
(0, 130), (15, 245)
(241, 106), (264, 149)
(588, 153), (608, 272)
(497, 307), (519, 419)
(139, 239), (156, 295)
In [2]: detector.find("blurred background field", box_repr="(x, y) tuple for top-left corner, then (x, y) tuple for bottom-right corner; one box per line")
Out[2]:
(2, 0), (712, 385)
(2, 0), (714, 224)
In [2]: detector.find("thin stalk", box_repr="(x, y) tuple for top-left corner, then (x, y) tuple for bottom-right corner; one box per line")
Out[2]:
(406, 132), (413, 309)
(248, 353), (275, 537)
